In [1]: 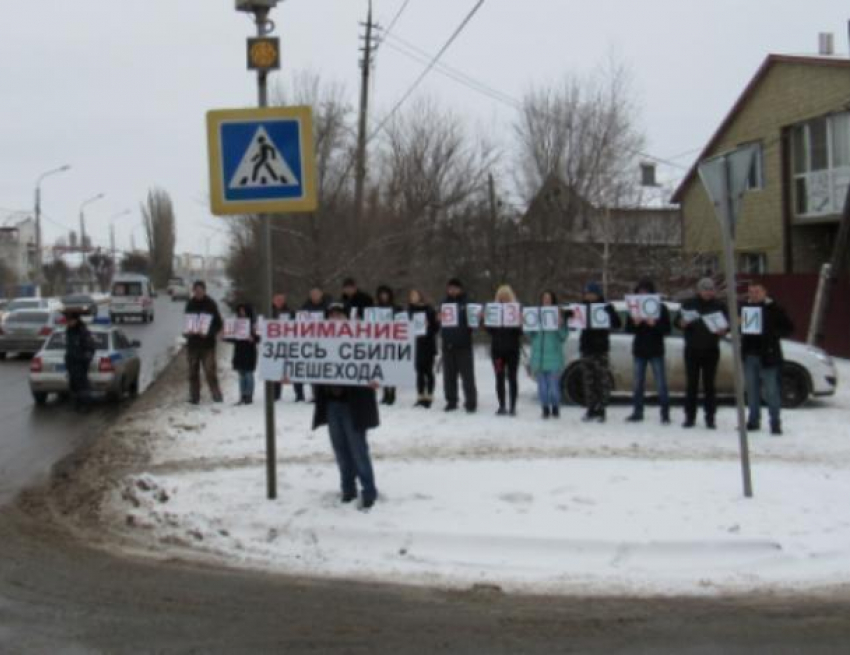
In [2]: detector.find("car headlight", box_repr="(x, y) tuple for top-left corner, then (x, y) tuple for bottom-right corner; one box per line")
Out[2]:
(806, 346), (834, 366)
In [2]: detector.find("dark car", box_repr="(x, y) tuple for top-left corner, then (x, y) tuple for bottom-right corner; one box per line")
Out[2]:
(61, 294), (98, 317)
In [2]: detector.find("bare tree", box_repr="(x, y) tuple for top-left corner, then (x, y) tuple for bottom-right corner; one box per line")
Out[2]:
(142, 188), (176, 288)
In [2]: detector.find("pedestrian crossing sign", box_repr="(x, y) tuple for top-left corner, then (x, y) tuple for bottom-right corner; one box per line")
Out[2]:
(206, 106), (317, 215)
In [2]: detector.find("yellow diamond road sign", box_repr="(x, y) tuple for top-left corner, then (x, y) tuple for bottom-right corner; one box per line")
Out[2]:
(206, 106), (317, 215)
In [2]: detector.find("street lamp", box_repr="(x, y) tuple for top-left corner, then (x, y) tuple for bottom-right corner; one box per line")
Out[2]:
(34, 164), (72, 284)
(78, 193), (106, 254)
(108, 209), (131, 265)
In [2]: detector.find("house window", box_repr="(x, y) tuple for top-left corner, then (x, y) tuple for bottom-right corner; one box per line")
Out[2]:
(792, 112), (850, 219)
(746, 142), (764, 190)
(739, 252), (767, 275)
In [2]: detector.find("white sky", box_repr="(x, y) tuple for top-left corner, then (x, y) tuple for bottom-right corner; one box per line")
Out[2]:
(1, 0), (847, 257)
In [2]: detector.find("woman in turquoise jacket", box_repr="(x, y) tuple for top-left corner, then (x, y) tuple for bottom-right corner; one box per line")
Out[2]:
(529, 290), (569, 419)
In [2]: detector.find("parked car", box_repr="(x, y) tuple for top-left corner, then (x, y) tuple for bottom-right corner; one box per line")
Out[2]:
(167, 276), (190, 302)
(29, 326), (142, 404)
(0, 310), (66, 359)
(110, 274), (155, 323)
(61, 293), (99, 317)
(561, 302), (838, 409)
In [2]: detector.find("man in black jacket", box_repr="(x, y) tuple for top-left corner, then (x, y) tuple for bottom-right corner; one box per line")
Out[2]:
(375, 284), (400, 406)
(625, 279), (672, 424)
(578, 282), (622, 423)
(64, 309), (96, 411)
(312, 303), (380, 509)
(341, 277), (373, 320)
(741, 281), (794, 435)
(676, 278), (728, 429)
(440, 278), (477, 413)
(184, 280), (223, 404)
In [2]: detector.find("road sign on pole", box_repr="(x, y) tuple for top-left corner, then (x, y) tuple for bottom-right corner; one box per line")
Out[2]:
(206, 106), (317, 216)
(698, 145), (758, 499)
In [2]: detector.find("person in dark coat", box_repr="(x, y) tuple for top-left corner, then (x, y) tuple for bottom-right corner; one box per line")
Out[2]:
(625, 278), (672, 424)
(230, 303), (259, 405)
(487, 285), (523, 416)
(375, 284), (400, 406)
(64, 309), (96, 411)
(312, 303), (380, 509)
(271, 292), (305, 402)
(741, 281), (794, 435)
(184, 280), (223, 404)
(440, 278), (477, 413)
(302, 286), (329, 315)
(578, 282), (622, 423)
(407, 289), (439, 408)
(676, 278), (728, 429)
(341, 277), (373, 320)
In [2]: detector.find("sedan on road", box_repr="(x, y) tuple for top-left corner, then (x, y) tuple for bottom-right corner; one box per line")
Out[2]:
(562, 303), (838, 409)
(0, 310), (66, 359)
(61, 293), (99, 317)
(29, 326), (142, 404)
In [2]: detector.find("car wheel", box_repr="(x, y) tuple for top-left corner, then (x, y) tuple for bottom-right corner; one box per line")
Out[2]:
(562, 363), (588, 407)
(107, 382), (122, 403)
(32, 391), (48, 405)
(780, 365), (810, 409)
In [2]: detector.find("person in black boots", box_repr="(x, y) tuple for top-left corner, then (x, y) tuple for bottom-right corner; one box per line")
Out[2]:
(375, 284), (400, 406)
(184, 280), (223, 404)
(625, 278), (672, 425)
(271, 292), (304, 402)
(341, 277), (373, 320)
(313, 303), (380, 510)
(231, 303), (259, 405)
(408, 289), (439, 408)
(64, 309), (96, 412)
(578, 282), (621, 423)
(488, 285), (522, 416)
(440, 278), (477, 413)
(676, 278), (728, 429)
(741, 281), (794, 436)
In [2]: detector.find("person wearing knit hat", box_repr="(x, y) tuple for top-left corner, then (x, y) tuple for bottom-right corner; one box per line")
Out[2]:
(675, 277), (728, 429)
(577, 281), (621, 423)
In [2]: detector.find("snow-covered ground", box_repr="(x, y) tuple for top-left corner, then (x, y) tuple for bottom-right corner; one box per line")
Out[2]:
(106, 351), (850, 596)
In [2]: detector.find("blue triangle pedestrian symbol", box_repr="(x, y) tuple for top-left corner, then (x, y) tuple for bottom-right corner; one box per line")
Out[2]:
(228, 126), (299, 189)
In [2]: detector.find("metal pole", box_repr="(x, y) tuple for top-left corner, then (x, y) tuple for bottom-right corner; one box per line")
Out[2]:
(34, 185), (42, 286)
(353, 0), (374, 241)
(720, 155), (753, 498)
(255, 7), (277, 501)
(80, 209), (87, 254)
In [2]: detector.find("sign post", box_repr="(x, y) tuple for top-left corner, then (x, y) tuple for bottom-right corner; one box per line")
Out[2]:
(698, 144), (757, 499)
(209, 0), (317, 500)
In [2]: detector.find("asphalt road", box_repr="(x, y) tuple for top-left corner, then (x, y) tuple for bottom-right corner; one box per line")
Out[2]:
(0, 296), (185, 505)
(1, 295), (850, 653)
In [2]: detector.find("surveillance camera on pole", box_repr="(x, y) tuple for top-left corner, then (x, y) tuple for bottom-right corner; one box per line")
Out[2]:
(235, 0), (278, 12)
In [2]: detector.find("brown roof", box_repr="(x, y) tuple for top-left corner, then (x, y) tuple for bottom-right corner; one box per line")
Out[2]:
(671, 54), (850, 204)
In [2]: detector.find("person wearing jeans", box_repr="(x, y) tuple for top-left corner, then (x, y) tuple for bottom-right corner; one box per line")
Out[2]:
(528, 290), (569, 419)
(625, 278), (672, 424)
(230, 302), (259, 405)
(740, 281), (794, 435)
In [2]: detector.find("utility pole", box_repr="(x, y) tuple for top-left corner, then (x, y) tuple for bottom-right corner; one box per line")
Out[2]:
(353, 0), (377, 240)
(34, 165), (71, 288)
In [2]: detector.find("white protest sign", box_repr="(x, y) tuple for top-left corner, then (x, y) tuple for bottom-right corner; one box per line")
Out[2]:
(310, 311), (325, 322)
(198, 313), (213, 336)
(258, 319), (416, 388)
(522, 307), (541, 332)
(741, 306), (763, 335)
(394, 312), (408, 323)
(296, 311), (310, 322)
(364, 307), (394, 323)
(625, 294), (662, 321)
(184, 313), (214, 336)
(703, 312), (729, 334)
(568, 304), (587, 329)
(411, 311), (428, 336)
(680, 309), (700, 324)
(223, 317), (252, 340)
(484, 303), (503, 328)
(540, 306), (559, 332)
(441, 303), (459, 328)
(503, 302), (522, 328)
(589, 304), (611, 329)
(466, 303), (482, 328)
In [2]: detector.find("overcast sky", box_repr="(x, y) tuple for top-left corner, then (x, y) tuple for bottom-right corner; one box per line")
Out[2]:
(1, 0), (847, 257)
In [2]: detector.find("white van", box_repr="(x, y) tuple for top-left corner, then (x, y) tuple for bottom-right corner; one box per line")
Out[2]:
(110, 274), (155, 324)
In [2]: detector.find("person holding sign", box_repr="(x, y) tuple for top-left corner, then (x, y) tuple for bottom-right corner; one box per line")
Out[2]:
(407, 289), (439, 409)
(578, 282), (621, 423)
(676, 278), (728, 429)
(624, 279), (672, 425)
(376, 285), (401, 406)
(341, 277), (374, 320)
(528, 291), (569, 419)
(440, 278), (477, 413)
(271, 292), (306, 403)
(487, 285), (523, 416)
(312, 303), (380, 510)
(229, 303), (260, 405)
(184, 280), (223, 405)
(741, 281), (794, 435)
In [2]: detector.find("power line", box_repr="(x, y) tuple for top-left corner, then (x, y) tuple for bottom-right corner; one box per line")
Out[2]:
(380, 0), (412, 40)
(368, 0), (486, 140)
